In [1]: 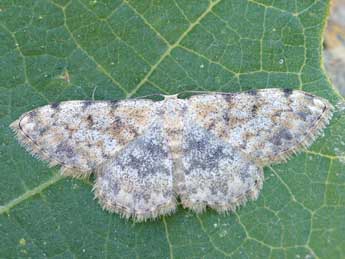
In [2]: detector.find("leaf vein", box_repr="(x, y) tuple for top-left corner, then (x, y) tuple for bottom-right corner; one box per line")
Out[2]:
(0, 174), (64, 215)
(127, 0), (223, 97)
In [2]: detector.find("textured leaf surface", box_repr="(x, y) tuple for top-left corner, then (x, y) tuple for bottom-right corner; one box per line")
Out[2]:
(1, 0), (345, 258)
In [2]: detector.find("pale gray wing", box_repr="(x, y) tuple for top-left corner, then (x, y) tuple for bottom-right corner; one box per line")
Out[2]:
(187, 89), (333, 166)
(94, 123), (176, 221)
(10, 99), (157, 177)
(179, 124), (263, 213)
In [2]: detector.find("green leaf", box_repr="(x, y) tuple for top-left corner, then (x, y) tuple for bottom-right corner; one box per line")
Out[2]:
(1, 0), (344, 258)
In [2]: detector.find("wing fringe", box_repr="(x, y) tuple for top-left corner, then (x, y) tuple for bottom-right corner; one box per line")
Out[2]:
(93, 182), (177, 222)
(180, 170), (264, 214)
(10, 118), (92, 178)
(263, 100), (334, 165)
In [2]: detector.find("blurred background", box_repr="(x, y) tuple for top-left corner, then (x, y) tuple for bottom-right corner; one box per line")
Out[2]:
(324, 0), (345, 96)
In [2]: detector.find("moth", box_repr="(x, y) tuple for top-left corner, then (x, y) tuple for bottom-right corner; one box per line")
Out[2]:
(10, 88), (333, 221)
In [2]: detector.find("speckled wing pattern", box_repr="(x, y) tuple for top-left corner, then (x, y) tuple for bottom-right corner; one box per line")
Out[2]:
(10, 99), (157, 176)
(95, 123), (176, 220)
(187, 89), (333, 165)
(11, 89), (333, 221)
(179, 125), (263, 213)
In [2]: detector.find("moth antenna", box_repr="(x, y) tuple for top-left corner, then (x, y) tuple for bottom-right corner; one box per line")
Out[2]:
(91, 85), (99, 101)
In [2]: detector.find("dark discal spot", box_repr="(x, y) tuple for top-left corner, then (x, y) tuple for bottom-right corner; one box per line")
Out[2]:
(251, 104), (258, 117)
(50, 102), (60, 109)
(222, 111), (230, 123)
(283, 88), (293, 97)
(86, 114), (94, 126)
(271, 128), (293, 146)
(247, 89), (257, 96)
